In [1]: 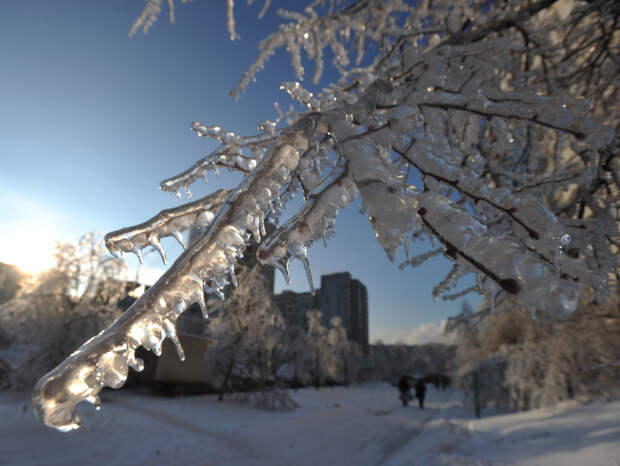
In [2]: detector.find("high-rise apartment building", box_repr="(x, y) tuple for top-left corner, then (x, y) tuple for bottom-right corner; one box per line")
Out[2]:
(350, 278), (369, 352)
(319, 272), (369, 351)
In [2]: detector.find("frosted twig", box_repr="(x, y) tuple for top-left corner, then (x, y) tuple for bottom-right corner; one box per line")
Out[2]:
(227, 0), (239, 40)
(442, 286), (479, 301)
(398, 247), (442, 270)
(160, 144), (264, 198)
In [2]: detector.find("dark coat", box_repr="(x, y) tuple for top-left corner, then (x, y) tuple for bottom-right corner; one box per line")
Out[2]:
(414, 380), (426, 399)
(398, 375), (410, 392)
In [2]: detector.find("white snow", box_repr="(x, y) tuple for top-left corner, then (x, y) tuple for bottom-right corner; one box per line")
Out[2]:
(2, 384), (619, 465)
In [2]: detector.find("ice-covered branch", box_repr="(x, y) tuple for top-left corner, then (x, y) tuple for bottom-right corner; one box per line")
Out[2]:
(415, 193), (598, 314)
(104, 190), (229, 264)
(231, 0), (416, 97)
(257, 163), (358, 292)
(32, 114), (322, 431)
(226, 0), (239, 40)
(409, 89), (613, 151)
(159, 123), (277, 198)
(129, 0), (189, 37)
(398, 247), (442, 270)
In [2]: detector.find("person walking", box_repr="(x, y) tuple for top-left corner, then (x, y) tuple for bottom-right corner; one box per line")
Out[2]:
(397, 374), (412, 406)
(414, 379), (426, 409)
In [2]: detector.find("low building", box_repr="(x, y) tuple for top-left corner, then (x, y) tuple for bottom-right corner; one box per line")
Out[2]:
(273, 290), (319, 331)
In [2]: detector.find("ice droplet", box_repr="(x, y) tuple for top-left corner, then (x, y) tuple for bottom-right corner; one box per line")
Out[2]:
(560, 233), (572, 246)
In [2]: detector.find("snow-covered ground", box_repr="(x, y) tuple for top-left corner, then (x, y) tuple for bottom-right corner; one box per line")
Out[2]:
(1, 384), (619, 465)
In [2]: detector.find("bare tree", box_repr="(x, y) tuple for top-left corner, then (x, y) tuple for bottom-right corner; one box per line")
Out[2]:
(32, 0), (618, 430)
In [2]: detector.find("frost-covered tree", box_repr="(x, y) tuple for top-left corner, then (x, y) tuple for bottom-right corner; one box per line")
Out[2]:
(32, 0), (619, 430)
(278, 324), (311, 386)
(452, 290), (620, 411)
(204, 265), (284, 400)
(1, 233), (126, 390)
(305, 309), (330, 387)
(326, 316), (355, 385)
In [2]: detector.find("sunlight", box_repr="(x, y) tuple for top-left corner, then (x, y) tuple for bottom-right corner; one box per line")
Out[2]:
(0, 227), (58, 275)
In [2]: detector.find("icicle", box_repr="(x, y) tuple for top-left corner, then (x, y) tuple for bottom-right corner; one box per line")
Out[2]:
(149, 237), (167, 264)
(134, 248), (144, 264)
(193, 287), (209, 317)
(403, 236), (412, 263)
(300, 256), (315, 295)
(399, 247), (442, 270)
(277, 258), (292, 284)
(128, 352), (144, 372)
(166, 320), (185, 361)
(184, 185), (192, 199)
(172, 230), (185, 248)
(187, 273), (209, 319)
(86, 395), (102, 411)
(228, 264), (238, 287)
(248, 217), (261, 244)
(259, 215), (266, 238)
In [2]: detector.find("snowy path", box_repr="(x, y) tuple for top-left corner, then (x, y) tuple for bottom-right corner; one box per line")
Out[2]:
(0, 384), (454, 466)
(108, 384), (449, 465)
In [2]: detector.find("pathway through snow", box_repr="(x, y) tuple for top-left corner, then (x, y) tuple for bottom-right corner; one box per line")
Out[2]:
(0, 384), (453, 466)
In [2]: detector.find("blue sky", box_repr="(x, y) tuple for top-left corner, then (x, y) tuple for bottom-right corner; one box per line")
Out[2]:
(0, 1), (480, 343)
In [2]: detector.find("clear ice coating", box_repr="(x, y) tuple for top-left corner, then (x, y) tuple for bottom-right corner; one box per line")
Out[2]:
(104, 190), (229, 264)
(32, 289), (180, 431)
(257, 163), (358, 292)
(33, 114), (320, 431)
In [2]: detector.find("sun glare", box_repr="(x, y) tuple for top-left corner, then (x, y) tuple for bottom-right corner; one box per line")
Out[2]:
(0, 228), (58, 276)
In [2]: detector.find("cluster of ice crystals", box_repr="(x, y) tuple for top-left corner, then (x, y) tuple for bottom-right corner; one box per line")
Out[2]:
(280, 82), (320, 110)
(191, 122), (244, 145)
